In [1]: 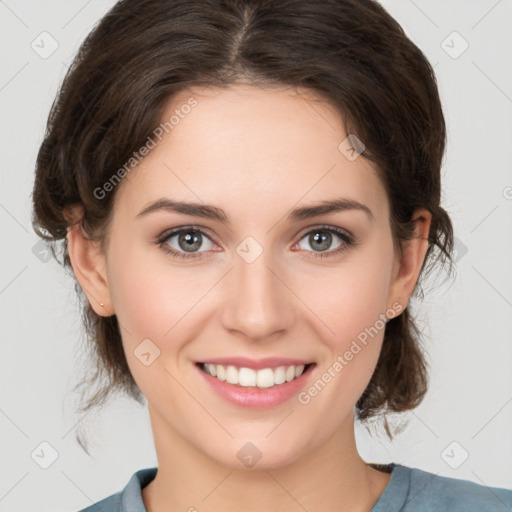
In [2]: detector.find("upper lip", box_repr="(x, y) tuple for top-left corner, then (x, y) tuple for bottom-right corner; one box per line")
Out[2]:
(198, 357), (315, 370)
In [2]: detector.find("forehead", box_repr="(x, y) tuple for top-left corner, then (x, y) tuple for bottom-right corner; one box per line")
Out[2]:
(113, 84), (387, 224)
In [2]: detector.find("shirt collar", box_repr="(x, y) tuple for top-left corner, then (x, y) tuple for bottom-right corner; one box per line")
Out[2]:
(117, 463), (407, 512)
(120, 467), (158, 512)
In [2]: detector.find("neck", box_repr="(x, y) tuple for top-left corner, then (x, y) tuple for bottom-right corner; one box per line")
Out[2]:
(142, 406), (391, 512)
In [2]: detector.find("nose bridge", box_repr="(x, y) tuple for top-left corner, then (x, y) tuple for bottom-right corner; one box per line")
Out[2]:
(220, 239), (293, 340)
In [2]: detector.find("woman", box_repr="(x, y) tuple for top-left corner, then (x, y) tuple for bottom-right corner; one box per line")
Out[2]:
(31, 0), (512, 511)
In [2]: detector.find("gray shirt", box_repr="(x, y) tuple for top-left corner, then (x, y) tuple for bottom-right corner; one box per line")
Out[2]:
(77, 463), (512, 511)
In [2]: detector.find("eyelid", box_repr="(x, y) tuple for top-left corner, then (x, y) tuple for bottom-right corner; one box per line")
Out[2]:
(157, 224), (216, 241)
(294, 223), (354, 242)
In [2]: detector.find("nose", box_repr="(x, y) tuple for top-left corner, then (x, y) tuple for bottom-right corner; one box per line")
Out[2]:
(220, 246), (295, 341)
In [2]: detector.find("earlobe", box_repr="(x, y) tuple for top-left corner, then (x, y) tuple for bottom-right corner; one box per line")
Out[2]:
(387, 208), (432, 314)
(66, 221), (113, 317)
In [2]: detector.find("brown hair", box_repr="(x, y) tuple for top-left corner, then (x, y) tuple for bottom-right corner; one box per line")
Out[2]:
(32, 0), (454, 449)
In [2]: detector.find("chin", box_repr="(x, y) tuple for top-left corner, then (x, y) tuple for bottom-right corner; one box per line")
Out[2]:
(204, 431), (314, 471)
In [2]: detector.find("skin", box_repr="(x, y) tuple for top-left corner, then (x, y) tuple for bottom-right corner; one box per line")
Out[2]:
(67, 83), (431, 512)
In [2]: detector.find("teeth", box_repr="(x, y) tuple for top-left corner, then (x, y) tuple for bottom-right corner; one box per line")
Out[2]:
(202, 363), (308, 388)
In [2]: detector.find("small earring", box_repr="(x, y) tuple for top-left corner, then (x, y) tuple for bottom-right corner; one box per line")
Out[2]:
(100, 303), (104, 307)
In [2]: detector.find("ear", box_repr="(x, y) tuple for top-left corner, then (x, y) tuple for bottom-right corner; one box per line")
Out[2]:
(66, 212), (113, 317)
(387, 207), (432, 316)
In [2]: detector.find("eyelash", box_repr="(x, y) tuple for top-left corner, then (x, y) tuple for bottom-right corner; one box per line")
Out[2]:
(155, 225), (356, 261)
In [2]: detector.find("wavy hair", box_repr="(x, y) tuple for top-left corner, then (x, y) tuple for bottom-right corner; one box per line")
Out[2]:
(32, 0), (454, 450)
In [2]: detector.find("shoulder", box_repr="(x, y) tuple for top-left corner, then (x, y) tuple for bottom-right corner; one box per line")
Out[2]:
(400, 464), (512, 512)
(76, 467), (158, 512)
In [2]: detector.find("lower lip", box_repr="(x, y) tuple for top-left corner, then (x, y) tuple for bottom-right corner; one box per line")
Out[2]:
(195, 363), (316, 408)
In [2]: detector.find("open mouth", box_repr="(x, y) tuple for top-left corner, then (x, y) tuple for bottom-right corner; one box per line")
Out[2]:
(196, 362), (316, 389)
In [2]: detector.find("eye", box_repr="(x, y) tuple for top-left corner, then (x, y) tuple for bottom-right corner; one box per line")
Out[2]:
(156, 224), (355, 261)
(157, 227), (216, 259)
(294, 225), (354, 259)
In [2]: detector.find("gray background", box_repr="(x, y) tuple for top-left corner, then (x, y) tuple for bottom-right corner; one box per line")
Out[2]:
(1, 0), (511, 510)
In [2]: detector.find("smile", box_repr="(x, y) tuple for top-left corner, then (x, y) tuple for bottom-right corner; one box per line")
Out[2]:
(195, 360), (317, 408)
(199, 362), (315, 388)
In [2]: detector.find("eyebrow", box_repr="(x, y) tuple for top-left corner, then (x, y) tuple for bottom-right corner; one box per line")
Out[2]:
(136, 197), (374, 223)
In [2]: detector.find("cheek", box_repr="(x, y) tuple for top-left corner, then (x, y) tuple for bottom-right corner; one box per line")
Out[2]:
(105, 247), (197, 400)
(296, 252), (393, 345)
(107, 234), (206, 334)
(106, 241), (221, 373)
(293, 247), (393, 396)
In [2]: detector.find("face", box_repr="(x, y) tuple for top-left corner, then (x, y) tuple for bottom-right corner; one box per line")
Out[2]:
(80, 84), (411, 469)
